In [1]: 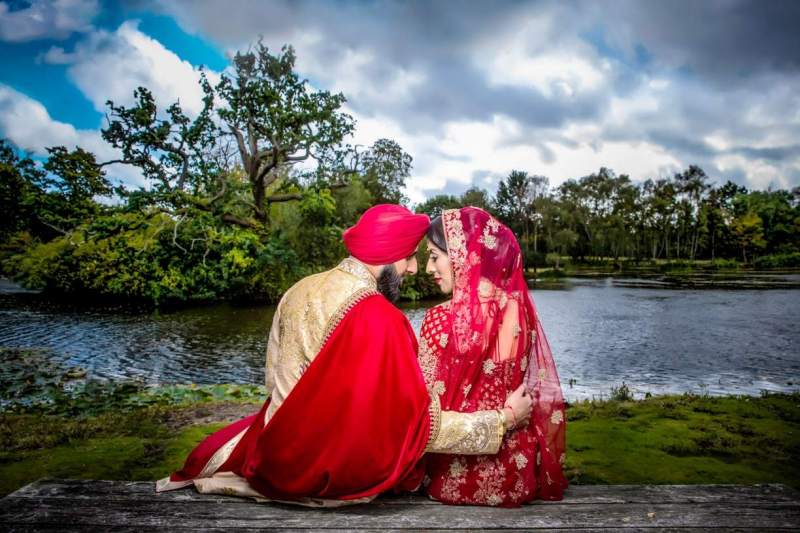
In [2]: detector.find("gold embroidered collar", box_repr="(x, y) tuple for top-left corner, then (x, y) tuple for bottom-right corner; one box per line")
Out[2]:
(337, 257), (378, 289)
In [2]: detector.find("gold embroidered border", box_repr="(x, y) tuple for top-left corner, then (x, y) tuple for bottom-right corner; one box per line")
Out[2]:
(196, 427), (248, 480)
(427, 408), (505, 455)
(337, 257), (378, 289)
(442, 209), (467, 269)
(425, 393), (442, 451)
(320, 287), (380, 349)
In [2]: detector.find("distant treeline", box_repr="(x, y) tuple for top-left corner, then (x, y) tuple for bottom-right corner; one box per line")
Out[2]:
(416, 167), (800, 270)
(1, 43), (798, 306)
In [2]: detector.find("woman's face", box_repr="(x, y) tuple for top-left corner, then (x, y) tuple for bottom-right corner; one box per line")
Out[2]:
(426, 240), (454, 294)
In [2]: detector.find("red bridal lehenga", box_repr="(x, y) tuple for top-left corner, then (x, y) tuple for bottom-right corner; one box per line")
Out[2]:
(419, 207), (568, 507)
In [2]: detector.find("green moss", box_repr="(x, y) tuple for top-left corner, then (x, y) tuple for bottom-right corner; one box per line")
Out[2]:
(1, 392), (798, 497)
(0, 405), (234, 496)
(563, 393), (800, 488)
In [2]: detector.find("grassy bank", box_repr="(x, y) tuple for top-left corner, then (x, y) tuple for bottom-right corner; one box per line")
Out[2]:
(2, 386), (798, 496)
(532, 255), (800, 275)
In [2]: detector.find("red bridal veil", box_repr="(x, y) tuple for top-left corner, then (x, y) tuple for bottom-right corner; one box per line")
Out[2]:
(426, 207), (567, 503)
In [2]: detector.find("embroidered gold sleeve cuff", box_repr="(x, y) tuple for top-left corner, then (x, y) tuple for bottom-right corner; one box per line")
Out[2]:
(425, 407), (504, 455)
(426, 393), (442, 448)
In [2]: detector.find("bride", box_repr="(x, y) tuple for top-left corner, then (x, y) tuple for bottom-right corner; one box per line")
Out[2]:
(419, 207), (568, 507)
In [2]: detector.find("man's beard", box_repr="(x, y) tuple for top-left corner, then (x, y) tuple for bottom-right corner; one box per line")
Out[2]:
(377, 265), (403, 303)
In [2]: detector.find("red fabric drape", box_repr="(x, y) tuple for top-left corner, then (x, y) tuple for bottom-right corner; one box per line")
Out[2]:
(424, 207), (568, 507)
(166, 293), (431, 501)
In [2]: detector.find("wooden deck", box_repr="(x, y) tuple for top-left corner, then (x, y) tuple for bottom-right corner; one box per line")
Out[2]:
(1, 479), (799, 531)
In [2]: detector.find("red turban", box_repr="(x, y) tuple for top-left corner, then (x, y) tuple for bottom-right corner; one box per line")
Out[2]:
(343, 204), (430, 264)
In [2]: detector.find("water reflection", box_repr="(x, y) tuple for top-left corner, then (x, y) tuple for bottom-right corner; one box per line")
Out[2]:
(1, 278), (799, 401)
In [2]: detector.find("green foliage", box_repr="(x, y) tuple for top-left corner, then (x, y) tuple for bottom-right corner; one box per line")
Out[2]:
(731, 210), (767, 263)
(0, 141), (41, 241)
(754, 252), (800, 268)
(331, 175), (373, 226)
(709, 258), (741, 270)
(8, 210), (305, 304)
(415, 194), (461, 218)
(3, 34), (800, 308)
(359, 138), (412, 205)
(610, 382), (635, 402)
(460, 186), (493, 212)
(414, 186), (494, 219)
(545, 252), (564, 269)
(216, 43), (355, 221)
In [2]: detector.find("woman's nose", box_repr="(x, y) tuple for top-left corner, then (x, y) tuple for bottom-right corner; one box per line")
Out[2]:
(426, 258), (436, 274)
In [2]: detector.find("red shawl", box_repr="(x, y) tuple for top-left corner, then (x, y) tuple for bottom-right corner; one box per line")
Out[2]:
(166, 294), (431, 500)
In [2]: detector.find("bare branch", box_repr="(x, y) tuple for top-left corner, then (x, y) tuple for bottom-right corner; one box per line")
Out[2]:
(37, 216), (68, 236)
(266, 193), (303, 203)
(222, 213), (258, 228)
(208, 174), (228, 205)
(230, 126), (250, 171)
(286, 144), (311, 162)
(172, 215), (188, 253)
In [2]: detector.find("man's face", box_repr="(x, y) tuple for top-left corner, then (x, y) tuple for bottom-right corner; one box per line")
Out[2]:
(377, 254), (417, 302)
(393, 255), (418, 277)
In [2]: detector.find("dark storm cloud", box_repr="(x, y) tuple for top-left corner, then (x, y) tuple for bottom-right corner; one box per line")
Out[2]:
(594, 0), (800, 84)
(734, 145), (800, 163)
(155, 0), (609, 130)
(153, 0), (800, 189)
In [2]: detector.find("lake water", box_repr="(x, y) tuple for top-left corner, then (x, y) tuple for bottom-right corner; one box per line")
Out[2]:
(1, 277), (799, 401)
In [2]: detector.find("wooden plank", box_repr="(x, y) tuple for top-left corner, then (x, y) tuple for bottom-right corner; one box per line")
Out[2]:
(0, 524), (787, 533)
(2, 496), (799, 529)
(8, 479), (799, 505)
(2, 480), (799, 531)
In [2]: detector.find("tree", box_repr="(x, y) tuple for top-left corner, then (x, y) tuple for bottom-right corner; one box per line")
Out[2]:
(415, 194), (460, 218)
(460, 186), (493, 212)
(0, 140), (42, 241)
(102, 43), (356, 229)
(43, 146), (111, 203)
(704, 181), (745, 260)
(358, 138), (412, 205)
(495, 170), (534, 258)
(552, 228), (578, 269)
(731, 210), (766, 263)
(674, 165), (711, 260)
(102, 83), (225, 216)
(217, 43), (354, 223)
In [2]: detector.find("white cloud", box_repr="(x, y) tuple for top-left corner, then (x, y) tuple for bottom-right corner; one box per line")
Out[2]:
(400, 115), (682, 205)
(713, 153), (799, 191)
(298, 46), (426, 109)
(0, 0), (98, 42)
(38, 45), (76, 64)
(43, 20), (219, 118)
(0, 83), (145, 188)
(472, 12), (611, 99)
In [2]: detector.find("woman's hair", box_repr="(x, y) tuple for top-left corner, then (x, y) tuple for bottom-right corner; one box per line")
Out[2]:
(427, 215), (448, 252)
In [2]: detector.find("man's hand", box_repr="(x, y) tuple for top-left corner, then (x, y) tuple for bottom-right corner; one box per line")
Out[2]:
(503, 384), (533, 430)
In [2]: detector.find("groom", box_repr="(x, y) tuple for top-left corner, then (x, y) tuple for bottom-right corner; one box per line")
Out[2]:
(157, 204), (524, 505)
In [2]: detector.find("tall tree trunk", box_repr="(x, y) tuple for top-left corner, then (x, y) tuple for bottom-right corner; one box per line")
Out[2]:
(711, 230), (716, 261)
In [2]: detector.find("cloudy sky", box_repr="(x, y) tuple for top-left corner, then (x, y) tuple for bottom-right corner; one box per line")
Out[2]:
(1, 0), (799, 203)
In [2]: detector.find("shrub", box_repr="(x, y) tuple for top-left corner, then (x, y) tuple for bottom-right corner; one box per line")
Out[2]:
(610, 382), (634, 402)
(754, 252), (800, 268)
(8, 211), (306, 305)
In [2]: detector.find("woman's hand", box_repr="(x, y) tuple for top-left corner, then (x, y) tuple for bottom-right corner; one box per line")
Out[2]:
(503, 384), (533, 430)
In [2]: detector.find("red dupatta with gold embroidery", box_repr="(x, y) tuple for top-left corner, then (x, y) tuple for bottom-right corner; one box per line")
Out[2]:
(423, 207), (567, 507)
(159, 294), (431, 502)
